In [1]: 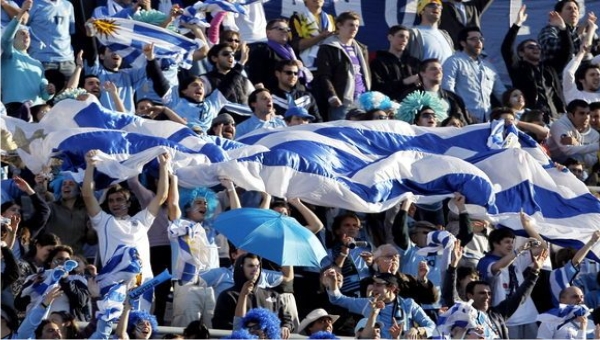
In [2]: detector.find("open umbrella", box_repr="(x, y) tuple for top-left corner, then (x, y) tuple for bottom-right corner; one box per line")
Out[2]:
(213, 208), (327, 267)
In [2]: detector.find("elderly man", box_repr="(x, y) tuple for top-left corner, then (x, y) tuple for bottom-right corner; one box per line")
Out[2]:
(537, 286), (589, 339)
(297, 309), (339, 336)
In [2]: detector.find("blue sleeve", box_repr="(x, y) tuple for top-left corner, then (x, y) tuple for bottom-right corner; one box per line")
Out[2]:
(550, 261), (579, 306)
(69, 4), (75, 34)
(477, 256), (496, 281)
(199, 268), (223, 287)
(261, 269), (283, 287)
(15, 305), (46, 339)
(328, 291), (369, 315)
(1, 18), (19, 58)
(88, 319), (113, 340)
(407, 300), (436, 336)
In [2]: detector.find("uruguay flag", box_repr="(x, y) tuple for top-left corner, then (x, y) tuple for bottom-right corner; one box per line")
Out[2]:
(89, 17), (200, 69)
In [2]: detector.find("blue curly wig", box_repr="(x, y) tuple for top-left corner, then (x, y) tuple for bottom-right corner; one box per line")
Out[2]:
(224, 329), (259, 339)
(309, 331), (340, 339)
(127, 310), (159, 338)
(242, 308), (281, 340)
(49, 173), (80, 201)
(178, 186), (219, 220)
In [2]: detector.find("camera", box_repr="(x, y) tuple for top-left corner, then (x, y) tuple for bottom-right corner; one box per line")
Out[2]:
(528, 240), (541, 248)
(346, 240), (369, 249)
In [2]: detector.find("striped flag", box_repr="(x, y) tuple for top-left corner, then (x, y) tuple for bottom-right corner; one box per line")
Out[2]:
(95, 245), (143, 296)
(89, 17), (200, 69)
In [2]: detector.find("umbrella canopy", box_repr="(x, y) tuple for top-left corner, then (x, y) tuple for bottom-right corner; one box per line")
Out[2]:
(214, 208), (327, 267)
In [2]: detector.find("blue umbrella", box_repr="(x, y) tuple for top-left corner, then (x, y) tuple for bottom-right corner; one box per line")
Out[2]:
(214, 208), (327, 267)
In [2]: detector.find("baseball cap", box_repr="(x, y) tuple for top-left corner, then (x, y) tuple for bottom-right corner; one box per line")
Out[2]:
(354, 318), (384, 334)
(373, 272), (399, 287)
(284, 107), (315, 121)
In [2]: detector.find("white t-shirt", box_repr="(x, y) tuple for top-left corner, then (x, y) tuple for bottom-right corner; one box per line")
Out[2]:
(232, 0), (269, 43)
(90, 209), (155, 280)
(537, 319), (587, 339)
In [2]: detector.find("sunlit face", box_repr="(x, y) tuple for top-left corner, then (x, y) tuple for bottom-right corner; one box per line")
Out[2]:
(421, 2), (442, 23)
(388, 29), (410, 52)
(41, 322), (62, 339)
(561, 286), (584, 305)
(559, 1), (580, 26)
(421, 62), (443, 85)
(101, 48), (122, 70)
(243, 257), (261, 282)
(375, 250), (400, 274)
(107, 192), (130, 217)
(186, 198), (208, 222)
(416, 109), (437, 127)
(468, 284), (491, 311)
(275, 65), (299, 89)
(61, 180), (80, 200)
(13, 29), (30, 51)
(251, 91), (274, 115)
(215, 48), (235, 71)
(509, 90), (525, 110)
(461, 31), (484, 57)
(519, 41), (541, 63)
(221, 33), (241, 52)
(444, 117), (464, 128)
(568, 106), (591, 130)
(337, 19), (360, 41)
(288, 116), (311, 126)
(48, 314), (66, 331)
(493, 237), (515, 257)
(134, 320), (152, 339)
(181, 80), (205, 102)
(335, 217), (361, 239)
(50, 250), (71, 269)
(370, 278), (396, 302)
(580, 68), (600, 92)
(267, 21), (290, 44)
(308, 317), (333, 334)
(304, 0), (324, 12)
(410, 227), (431, 247)
(84, 77), (101, 98)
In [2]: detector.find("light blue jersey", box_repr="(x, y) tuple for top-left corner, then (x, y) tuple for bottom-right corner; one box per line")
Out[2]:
(85, 58), (147, 113)
(27, 0), (75, 62)
(172, 91), (223, 133)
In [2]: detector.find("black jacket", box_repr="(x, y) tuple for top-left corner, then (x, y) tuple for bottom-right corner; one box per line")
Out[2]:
(202, 64), (251, 105)
(501, 24), (568, 122)
(270, 86), (323, 122)
(370, 50), (420, 102)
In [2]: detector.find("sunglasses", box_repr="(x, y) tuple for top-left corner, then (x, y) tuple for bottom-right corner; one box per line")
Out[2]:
(220, 51), (235, 57)
(226, 38), (240, 43)
(270, 26), (291, 32)
(282, 70), (299, 76)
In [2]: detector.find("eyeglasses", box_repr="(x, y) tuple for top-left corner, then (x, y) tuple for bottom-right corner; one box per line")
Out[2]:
(246, 323), (263, 332)
(270, 26), (291, 32)
(220, 51), (235, 57)
(467, 36), (485, 42)
(226, 38), (240, 43)
(282, 70), (299, 76)
(570, 168), (583, 174)
(53, 257), (71, 265)
(524, 44), (541, 50)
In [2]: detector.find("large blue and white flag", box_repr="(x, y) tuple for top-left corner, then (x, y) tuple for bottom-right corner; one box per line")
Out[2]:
(96, 245), (143, 296)
(89, 17), (200, 69)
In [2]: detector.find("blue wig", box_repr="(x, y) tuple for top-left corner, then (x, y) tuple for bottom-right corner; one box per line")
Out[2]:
(242, 308), (281, 340)
(127, 310), (159, 337)
(224, 329), (258, 339)
(309, 331), (340, 339)
(178, 186), (219, 220)
(48, 172), (80, 201)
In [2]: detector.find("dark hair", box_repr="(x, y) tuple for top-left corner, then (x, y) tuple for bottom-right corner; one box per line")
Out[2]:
(275, 59), (299, 72)
(516, 39), (538, 54)
(414, 106), (435, 124)
(248, 88), (270, 108)
(575, 63), (600, 88)
(183, 320), (210, 339)
(178, 76), (203, 97)
(207, 43), (233, 65)
(554, 247), (577, 267)
(45, 245), (74, 268)
(487, 227), (515, 251)
(35, 320), (58, 339)
(100, 184), (132, 214)
(266, 18), (288, 30)
(219, 29), (240, 43)
(564, 158), (584, 168)
(388, 25), (410, 36)
(26, 233), (61, 260)
(269, 199), (290, 213)
(1, 201), (18, 214)
(331, 212), (360, 234)
(457, 26), (482, 51)
(49, 311), (80, 339)
(335, 11), (360, 26)
(364, 109), (392, 121)
(590, 102), (600, 111)
(419, 58), (441, 74)
(465, 280), (490, 296)
(440, 115), (466, 127)
(30, 104), (51, 123)
(520, 109), (545, 123)
(554, 0), (579, 12)
(489, 107), (515, 121)
(457, 266), (479, 282)
(566, 99), (589, 115)
(501, 88), (522, 107)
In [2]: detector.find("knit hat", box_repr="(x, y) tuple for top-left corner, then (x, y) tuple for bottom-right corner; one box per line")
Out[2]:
(417, 0), (442, 14)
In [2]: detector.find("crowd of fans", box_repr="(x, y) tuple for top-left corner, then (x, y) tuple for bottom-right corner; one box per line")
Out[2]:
(2, 0), (600, 339)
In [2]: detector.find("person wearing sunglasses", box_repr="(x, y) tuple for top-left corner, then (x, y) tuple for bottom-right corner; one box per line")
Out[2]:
(201, 43), (254, 105)
(272, 60), (322, 122)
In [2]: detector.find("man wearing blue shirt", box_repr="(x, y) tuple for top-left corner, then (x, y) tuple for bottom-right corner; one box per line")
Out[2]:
(26, 0), (75, 78)
(325, 271), (435, 339)
(235, 88), (287, 139)
(442, 26), (506, 123)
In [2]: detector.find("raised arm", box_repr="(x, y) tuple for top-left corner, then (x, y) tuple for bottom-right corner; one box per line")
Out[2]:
(166, 172), (181, 221)
(571, 230), (600, 267)
(288, 198), (323, 233)
(258, 191), (271, 210)
(453, 193), (474, 246)
(82, 150), (102, 217)
(519, 211), (547, 249)
(115, 297), (132, 340)
(391, 199), (412, 250)
(103, 81), (126, 113)
(147, 153), (170, 217)
(220, 178), (241, 210)
(14, 176), (50, 237)
(66, 50), (85, 90)
(442, 240), (463, 307)
(501, 5), (526, 71)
